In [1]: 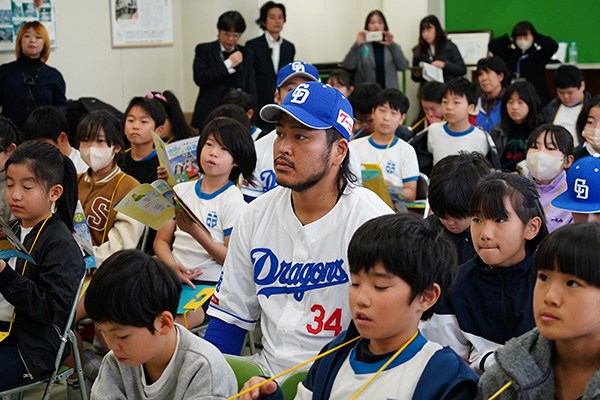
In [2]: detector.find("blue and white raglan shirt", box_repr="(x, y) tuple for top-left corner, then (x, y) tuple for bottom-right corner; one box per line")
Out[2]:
(350, 135), (419, 188)
(427, 122), (490, 166)
(207, 185), (392, 376)
(171, 179), (247, 283)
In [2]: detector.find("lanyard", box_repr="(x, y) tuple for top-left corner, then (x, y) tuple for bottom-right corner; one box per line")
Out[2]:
(0, 214), (52, 342)
(355, 134), (395, 164)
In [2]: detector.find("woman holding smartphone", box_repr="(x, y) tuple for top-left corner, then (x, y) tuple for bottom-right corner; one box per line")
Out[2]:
(342, 10), (409, 90)
(411, 15), (466, 84)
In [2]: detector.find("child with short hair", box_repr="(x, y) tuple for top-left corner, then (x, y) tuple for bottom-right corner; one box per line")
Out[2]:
(240, 214), (478, 400)
(0, 141), (85, 389)
(574, 95), (600, 161)
(544, 65), (590, 145)
(77, 110), (144, 265)
(220, 89), (261, 140)
(154, 117), (256, 287)
(476, 223), (600, 399)
(525, 124), (574, 232)
(22, 105), (88, 174)
(122, 95), (167, 184)
(427, 151), (492, 264)
(427, 77), (491, 166)
(350, 88), (419, 203)
(423, 172), (548, 374)
(85, 250), (236, 399)
(551, 153), (600, 224)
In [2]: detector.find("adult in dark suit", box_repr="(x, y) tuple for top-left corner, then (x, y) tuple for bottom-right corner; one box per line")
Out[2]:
(191, 11), (257, 129)
(245, 1), (295, 132)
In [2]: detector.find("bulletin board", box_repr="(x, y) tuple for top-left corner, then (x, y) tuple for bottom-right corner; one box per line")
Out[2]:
(110, 0), (173, 47)
(0, 0), (58, 52)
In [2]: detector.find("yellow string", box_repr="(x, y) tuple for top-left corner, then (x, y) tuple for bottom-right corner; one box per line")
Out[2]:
(0, 214), (52, 341)
(411, 117), (425, 131)
(544, 182), (567, 213)
(487, 381), (513, 400)
(354, 133), (395, 165)
(101, 173), (126, 244)
(349, 330), (419, 400)
(227, 335), (362, 400)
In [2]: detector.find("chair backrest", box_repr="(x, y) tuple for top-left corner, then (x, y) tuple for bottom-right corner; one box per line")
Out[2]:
(416, 172), (430, 200)
(224, 355), (268, 393)
(280, 370), (308, 400)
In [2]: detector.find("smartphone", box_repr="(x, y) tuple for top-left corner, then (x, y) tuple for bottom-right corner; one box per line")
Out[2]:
(365, 31), (384, 42)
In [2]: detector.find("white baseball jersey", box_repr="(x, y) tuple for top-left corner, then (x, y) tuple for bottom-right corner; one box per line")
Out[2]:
(241, 130), (363, 202)
(427, 122), (490, 165)
(171, 179), (247, 282)
(350, 135), (419, 187)
(207, 185), (392, 375)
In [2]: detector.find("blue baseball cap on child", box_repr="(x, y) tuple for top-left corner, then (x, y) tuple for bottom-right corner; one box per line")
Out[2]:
(552, 153), (600, 213)
(276, 61), (320, 88)
(260, 81), (354, 141)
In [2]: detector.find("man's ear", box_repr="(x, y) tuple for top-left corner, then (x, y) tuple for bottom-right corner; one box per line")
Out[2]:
(331, 138), (349, 167)
(274, 91), (282, 105)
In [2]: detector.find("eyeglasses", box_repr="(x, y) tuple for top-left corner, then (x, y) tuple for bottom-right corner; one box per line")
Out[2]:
(220, 31), (242, 38)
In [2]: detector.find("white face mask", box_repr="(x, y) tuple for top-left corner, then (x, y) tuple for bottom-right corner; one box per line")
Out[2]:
(516, 39), (533, 52)
(81, 146), (114, 172)
(526, 151), (565, 181)
(583, 126), (600, 150)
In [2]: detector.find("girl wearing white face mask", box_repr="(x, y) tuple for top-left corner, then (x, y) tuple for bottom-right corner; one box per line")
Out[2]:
(525, 124), (574, 232)
(574, 95), (600, 161)
(76, 110), (144, 265)
(489, 21), (558, 105)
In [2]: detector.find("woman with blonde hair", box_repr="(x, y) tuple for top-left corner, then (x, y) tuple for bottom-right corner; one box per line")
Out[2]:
(0, 21), (66, 127)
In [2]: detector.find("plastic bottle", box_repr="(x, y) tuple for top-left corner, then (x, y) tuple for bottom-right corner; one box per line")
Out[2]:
(568, 42), (578, 65)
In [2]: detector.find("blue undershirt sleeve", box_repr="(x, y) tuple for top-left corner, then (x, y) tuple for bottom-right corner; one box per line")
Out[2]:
(204, 317), (248, 355)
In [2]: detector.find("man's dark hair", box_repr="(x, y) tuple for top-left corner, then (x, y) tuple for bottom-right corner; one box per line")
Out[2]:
(348, 82), (382, 116)
(85, 250), (181, 333)
(476, 56), (509, 88)
(442, 77), (478, 106)
(349, 214), (458, 320)
(375, 88), (409, 114)
(217, 11), (246, 33)
(256, 2), (286, 29)
(429, 151), (492, 220)
(417, 81), (443, 103)
(22, 105), (69, 142)
(553, 65), (584, 90)
(326, 128), (358, 197)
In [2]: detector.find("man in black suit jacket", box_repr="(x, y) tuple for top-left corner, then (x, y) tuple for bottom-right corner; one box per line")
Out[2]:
(191, 11), (257, 129)
(245, 1), (295, 132)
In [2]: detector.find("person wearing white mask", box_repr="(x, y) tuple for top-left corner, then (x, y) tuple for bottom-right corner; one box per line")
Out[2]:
(489, 21), (558, 106)
(526, 124), (574, 232)
(76, 110), (144, 265)
(574, 95), (600, 161)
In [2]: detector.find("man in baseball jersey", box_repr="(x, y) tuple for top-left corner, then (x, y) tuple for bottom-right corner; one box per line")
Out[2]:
(241, 60), (321, 202)
(204, 81), (392, 376)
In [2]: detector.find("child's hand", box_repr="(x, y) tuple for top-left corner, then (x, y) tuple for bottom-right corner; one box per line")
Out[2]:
(157, 166), (168, 181)
(172, 263), (203, 289)
(174, 208), (201, 237)
(239, 376), (278, 400)
(0, 260), (5, 273)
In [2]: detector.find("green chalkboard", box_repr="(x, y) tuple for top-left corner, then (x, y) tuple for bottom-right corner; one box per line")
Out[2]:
(446, 0), (600, 63)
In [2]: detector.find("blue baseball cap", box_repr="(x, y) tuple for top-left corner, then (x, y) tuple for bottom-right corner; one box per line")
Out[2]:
(260, 81), (354, 141)
(276, 61), (320, 88)
(552, 153), (600, 213)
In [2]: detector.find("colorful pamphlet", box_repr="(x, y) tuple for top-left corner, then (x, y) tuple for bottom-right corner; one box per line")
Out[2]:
(0, 218), (35, 264)
(72, 201), (96, 269)
(360, 163), (407, 213)
(152, 131), (200, 185)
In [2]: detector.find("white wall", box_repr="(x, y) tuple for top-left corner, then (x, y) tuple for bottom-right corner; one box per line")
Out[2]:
(0, 0), (443, 123)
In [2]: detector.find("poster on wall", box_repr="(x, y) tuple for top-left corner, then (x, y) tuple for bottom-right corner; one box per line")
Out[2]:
(110, 0), (173, 47)
(0, 0), (57, 52)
